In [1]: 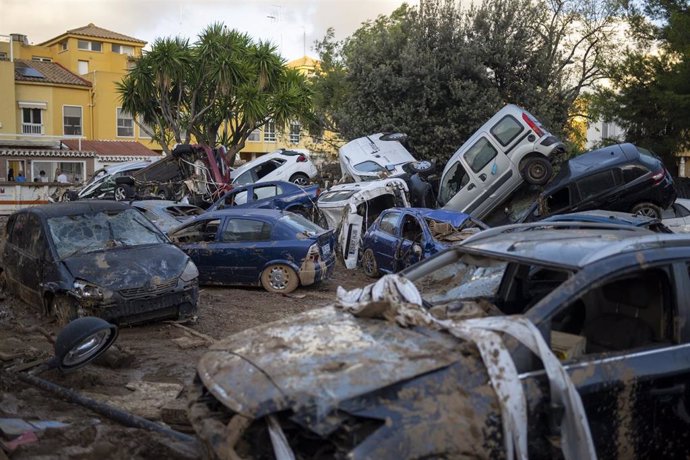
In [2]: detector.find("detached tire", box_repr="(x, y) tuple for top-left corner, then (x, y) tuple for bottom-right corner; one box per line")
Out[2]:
(521, 156), (553, 186)
(114, 183), (134, 201)
(52, 295), (79, 326)
(361, 248), (380, 278)
(261, 264), (299, 294)
(289, 173), (310, 186)
(632, 202), (662, 219)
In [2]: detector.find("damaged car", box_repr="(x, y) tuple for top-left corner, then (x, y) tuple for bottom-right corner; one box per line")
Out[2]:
(231, 149), (318, 186)
(522, 143), (676, 221)
(438, 104), (565, 218)
(130, 200), (204, 233)
(316, 178), (409, 269)
(360, 207), (487, 277)
(188, 221), (690, 459)
(168, 209), (335, 293)
(1, 202), (199, 325)
(339, 132), (418, 182)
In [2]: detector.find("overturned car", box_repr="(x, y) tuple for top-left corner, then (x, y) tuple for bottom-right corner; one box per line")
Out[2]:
(317, 178), (409, 269)
(189, 221), (690, 459)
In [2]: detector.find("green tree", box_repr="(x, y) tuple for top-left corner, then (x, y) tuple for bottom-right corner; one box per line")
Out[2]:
(117, 23), (314, 163)
(311, 0), (621, 163)
(592, 0), (690, 168)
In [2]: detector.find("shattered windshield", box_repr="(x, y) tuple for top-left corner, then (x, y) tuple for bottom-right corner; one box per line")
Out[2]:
(412, 254), (507, 305)
(48, 209), (167, 259)
(319, 190), (357, 203)
(280, 214), (325, 236)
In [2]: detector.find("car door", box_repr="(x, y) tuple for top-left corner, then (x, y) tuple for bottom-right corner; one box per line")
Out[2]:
(462, 135), (515, 217)
(5, 213), (47, 307)
(522, 262), (688, 458)
(169, 218), (224, 284)
(370, 211), (402, 273)
(218, 218), (273, 283)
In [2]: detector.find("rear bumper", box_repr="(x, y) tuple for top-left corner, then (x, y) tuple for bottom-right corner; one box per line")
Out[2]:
(298, 254), (336, 286)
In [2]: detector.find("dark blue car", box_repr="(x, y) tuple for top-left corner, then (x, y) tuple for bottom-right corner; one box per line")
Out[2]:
(360, 207), (487, 277)
(206, 181), (320, 219)
(168, 209), (335, 293)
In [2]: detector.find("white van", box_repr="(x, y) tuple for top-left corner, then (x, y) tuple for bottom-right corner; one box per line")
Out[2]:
(438, 104), (565, 218)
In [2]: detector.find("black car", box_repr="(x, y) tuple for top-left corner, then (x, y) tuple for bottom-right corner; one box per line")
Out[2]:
(188, 222), (690, 459)
(1, 201), (199, 325)
(524, 143), (676, 220)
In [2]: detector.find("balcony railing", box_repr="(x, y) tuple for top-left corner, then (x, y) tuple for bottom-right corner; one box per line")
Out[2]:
(21, 123), (43, 135)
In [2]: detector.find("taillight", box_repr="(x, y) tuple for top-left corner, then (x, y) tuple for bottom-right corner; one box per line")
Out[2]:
(307, 243), (320, 262)
(522, 113), (544, 137)
(652, 169), (665, 184)
(297, 154), (307, 162)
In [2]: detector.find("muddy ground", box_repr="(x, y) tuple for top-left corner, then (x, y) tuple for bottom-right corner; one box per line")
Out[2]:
(0, 256), (372, 459)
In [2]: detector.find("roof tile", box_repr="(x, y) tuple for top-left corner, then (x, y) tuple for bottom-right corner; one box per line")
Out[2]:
(61, 140), (161, 158)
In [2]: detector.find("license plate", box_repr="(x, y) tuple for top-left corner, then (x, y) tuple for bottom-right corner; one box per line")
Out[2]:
(321, 243), (331, 257)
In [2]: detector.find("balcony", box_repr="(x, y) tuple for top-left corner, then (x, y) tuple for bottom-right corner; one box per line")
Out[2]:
(21, 123), (43, 135)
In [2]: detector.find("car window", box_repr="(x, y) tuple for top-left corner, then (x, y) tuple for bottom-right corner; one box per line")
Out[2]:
(9, 214), (45, 257)
(254, 185), (279, 200)
(464, 137), (498, 173)
(621, 165), (648, 182)
(354, 161), (386, 173)
(576, 170), (616, 201)
(48, 209), (167, 258)
(401, 215), (423, 241)
(545, 187), (572, 213)
(234, 170), (254, 186)
(220, 218), (272, 242)
(379, 212), (401, 235)
(439, 161), (471, 205)
(8, 214), (29, 248)
(490, 115), (524, 146)
(253, 159), (284, 180)
(169, 219), (220, 244)
(278, 213), (324, 237)
(673, 203), (690, 217)
(167, 206), (204, 217)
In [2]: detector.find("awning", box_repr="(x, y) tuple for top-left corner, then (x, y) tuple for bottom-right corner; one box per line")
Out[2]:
(17, 101), (48, 109)
(0, 148), (95, 158)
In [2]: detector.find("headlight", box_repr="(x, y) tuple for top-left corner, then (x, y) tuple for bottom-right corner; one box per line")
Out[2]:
(180, 260), (199, 282)
(73, 280), (104, 301)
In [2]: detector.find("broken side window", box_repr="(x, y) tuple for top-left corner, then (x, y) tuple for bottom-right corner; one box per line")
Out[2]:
(378, 211), (401, 236)
(438, 161), (470, 205)
(170, 219), (221, 244)
(401, 215), (423, 242)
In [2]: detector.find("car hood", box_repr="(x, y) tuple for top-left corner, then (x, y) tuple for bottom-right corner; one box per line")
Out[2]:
(62, 244), (187, 290)
(197, 306), (464, 418)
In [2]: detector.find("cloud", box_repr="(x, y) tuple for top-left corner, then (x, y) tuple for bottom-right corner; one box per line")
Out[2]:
(0, 0), (415, 60)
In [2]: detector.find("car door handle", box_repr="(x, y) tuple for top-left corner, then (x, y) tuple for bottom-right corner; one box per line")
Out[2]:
(650, 384), (685, 398)
(468, 183), (476, 191)
(479, 173), (487, 181)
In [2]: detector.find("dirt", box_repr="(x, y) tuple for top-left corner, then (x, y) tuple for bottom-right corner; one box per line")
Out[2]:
(0, 258), (372, 459)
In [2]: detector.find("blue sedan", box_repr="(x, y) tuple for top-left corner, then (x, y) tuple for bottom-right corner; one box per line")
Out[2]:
(360, 208), (487, 277)
(206, 181), (320, 219)
(168, 209), (335, 293)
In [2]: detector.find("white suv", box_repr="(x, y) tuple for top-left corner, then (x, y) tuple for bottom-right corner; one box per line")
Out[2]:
(438, 104), (565, 218)
(231, 149), (318, 186)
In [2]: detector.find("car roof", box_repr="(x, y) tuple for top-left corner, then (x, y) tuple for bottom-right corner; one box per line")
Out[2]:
(232, 150), (304, 175)
(201, 208), (287, 220)
(104, 159), (155, 173)
(543, 143), (643, 193)
(388, 207), (471, 227)
(339, 133), (415, 165)
(542, 210), (656, 227)
(131, 200), (198, 209)
(460, 224), (690, 269)
(20, 201), (132, 218)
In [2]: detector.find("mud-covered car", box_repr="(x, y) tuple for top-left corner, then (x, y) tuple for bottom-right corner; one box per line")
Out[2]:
(168, 209), (335, 293)
(317, 178), (409, 269)
(188, 222), (690, 459)
(130, 200), (204, 233)
(1, 201), (199, 325)
(360, 207), (486, 277)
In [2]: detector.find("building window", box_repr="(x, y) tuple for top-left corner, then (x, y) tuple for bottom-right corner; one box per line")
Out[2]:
(112, 44), (134, 56)
(247, 128), (261, 142)
(59, 40), (68, 51)
(63, 106), (82, 136)
(138, 116), (152, 139)
(77, 40), (102, 52)
(117, 108), (134, 137)
(78, 60), (89, 75)
(31, 56), (52, 62)
(0, 52), (7, 61)
(22, 108), (42, 135)
(264, 119), (276, 142)
(289, 121), (301, 144)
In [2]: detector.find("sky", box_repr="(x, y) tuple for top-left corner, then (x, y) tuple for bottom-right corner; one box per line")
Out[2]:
(0, 0), (417, 61)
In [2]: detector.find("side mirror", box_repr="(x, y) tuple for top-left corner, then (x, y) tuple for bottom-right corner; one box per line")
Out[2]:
(50, 317), (118, 372)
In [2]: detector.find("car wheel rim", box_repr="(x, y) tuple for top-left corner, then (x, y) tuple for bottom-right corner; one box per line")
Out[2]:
(114, 187), (125, 201)
(293, 176), (308, 185)
(364, 253), (375, 274)
(529, 164), (546, 180)
(269, 267), (289, 290)
(636, 207), (656, 217)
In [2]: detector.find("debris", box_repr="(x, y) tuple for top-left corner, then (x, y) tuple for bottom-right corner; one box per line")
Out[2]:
(0, 418), (34, 437)
(161, 398), (193, 431)
(171, 336), (208, 349)
(83, 381), (184, 421)
(0, 430), (39, 452)
(93, 344), (135, 369)
(166, 322), (215, 344)
(282, 293), (306, 299)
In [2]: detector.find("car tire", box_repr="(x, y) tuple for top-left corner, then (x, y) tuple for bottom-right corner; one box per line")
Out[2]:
(52, 295), (79, 326)
(261, 264), (299, 294)
(632, 202), (662, 219)
(289, 173), (310, 186)
(362, 248), (380, 278)
(521, 156), (553, 186)
(114, 183), (134, 201)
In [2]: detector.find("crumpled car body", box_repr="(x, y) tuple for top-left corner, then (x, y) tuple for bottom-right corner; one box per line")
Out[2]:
(662, 198), (690, 233)
(206, 180), (320, 220)
(72, 159), (156, 200)
(339, 132), (416, 182)
(168, 208), (335, 293)
(189, 222), (690, 459)
(359, 207), (487, 276)
(1, 201), (199, 325)
(231, 149), (319, 186)
(130, 200), (204, 233)
(316, 178), (410, 269)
